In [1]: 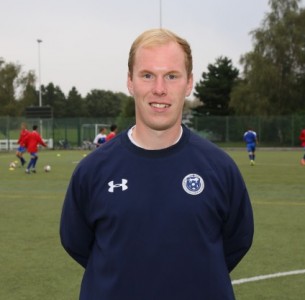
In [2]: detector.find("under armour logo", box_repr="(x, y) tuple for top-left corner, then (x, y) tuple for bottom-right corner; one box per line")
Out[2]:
(108, 179), (128, 193)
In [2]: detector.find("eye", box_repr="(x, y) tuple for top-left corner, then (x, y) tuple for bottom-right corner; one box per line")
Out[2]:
(166, 74), (178, 80)
(143, 73), (153, 79)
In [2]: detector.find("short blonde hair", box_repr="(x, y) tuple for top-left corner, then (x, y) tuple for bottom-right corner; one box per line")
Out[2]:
(128, 28), (193, 79)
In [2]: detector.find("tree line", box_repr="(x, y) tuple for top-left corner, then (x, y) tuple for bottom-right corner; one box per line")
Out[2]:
(1, 0), (304, 119)
(194, 0), (305, 117)
(0, 63), (134, 119)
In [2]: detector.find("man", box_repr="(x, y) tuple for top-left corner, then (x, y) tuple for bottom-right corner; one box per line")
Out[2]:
(16, 122), (29, 166)
(299, 128), (305, 165)
(60, 28), (254, 300)
(23, 125), (47, 173)
(106, 124), (117, 141)
(243, 128), (258, 166)
(93, 127), (107, 148)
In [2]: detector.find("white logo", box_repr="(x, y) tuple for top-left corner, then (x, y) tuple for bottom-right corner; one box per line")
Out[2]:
(108, 179), (128, 193)
(182, 174), (204, 195)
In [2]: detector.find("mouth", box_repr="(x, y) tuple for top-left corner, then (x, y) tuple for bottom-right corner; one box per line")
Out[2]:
(150, 102), (170, 109)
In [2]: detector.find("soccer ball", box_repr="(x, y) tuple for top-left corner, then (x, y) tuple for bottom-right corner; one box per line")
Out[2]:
(44, 165), (51, 172)
(9, 162), (16, 168)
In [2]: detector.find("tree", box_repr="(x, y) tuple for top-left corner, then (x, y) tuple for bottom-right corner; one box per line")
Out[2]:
(194, 56), (239, 116)
(84, 90), (124, 118)
(66, 87), (85, 117)
(116, 95), (135, 129)
(230, 0), (305, 115)
(0, 58), (38, 116)
(17, 70), (37, 113)
(41, 83), (66, 117)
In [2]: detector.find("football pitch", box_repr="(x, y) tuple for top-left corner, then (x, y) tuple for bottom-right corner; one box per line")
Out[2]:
(0, 148), (304, 299)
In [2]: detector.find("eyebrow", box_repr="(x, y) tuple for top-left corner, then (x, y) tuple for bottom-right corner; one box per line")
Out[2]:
(137, 69), (181, 75)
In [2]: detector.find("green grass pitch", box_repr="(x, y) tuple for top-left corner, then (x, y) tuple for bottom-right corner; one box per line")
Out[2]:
(0, 148), (304, 299)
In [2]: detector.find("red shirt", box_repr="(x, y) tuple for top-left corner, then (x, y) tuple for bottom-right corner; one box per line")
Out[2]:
(300, 129), (305, 147)
(106, 132), (116, 141)
(24, 131), (47, 153)
(18, 129), (29, 146)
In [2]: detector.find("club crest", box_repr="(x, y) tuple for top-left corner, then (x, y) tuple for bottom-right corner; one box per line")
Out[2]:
(182, 174), (204, 195)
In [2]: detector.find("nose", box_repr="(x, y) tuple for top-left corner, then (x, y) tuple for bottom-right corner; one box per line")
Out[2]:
(152, 76), (167, 96)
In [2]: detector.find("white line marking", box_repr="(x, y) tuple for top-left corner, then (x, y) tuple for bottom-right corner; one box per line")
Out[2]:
(232, 269), (305, 285)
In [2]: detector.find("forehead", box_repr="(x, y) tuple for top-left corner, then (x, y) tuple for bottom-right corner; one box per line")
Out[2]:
(134, 42), (186, 71)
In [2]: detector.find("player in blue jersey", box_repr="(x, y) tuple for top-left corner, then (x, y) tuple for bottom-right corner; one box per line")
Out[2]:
(243, 128), (258, 166)
(93, 127), (107, 148)
(60, 28), (254, 300)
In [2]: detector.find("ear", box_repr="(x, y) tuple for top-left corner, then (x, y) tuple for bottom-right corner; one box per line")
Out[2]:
(185, 73), (193, 97)
(127, 72), (134, 96)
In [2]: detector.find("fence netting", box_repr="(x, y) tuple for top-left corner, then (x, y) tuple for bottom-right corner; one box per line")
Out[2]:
(0, 115), (304, 150)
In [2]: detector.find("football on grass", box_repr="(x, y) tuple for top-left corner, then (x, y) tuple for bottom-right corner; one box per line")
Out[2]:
(9, 162), (16, 168)
(44, 165), (51, 172)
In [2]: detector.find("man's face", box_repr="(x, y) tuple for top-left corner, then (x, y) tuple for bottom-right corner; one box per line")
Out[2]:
(127, 42), (193, 132)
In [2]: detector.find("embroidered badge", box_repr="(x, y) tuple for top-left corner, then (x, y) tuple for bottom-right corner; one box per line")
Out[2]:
(182, 174), (204, 195)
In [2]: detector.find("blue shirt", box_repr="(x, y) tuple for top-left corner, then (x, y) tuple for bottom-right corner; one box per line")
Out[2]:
(60, 125), (254, 300)
(244, 130), (257, 144)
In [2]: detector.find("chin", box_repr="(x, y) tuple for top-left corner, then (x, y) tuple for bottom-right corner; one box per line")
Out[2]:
(149, 120), (180, 132)
(138, 112), (181, 132)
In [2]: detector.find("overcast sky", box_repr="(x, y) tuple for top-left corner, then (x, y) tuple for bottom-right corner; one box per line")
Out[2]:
(1, 0), (300, 98)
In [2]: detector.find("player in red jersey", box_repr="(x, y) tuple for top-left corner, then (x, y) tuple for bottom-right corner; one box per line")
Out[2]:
(300, 129), (305, 165)
(16, 122), (29, 166)
(106, 124), (118, 141)
(23, 125), (47, 173)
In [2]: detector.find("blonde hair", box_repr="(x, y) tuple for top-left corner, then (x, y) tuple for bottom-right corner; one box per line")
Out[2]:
(128, 28), (193, 79)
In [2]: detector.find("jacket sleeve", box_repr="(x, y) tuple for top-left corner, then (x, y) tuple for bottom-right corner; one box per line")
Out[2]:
(38, 135), (47, 147)
(222, 168), (254, 273)
(60, 169), (94, 268)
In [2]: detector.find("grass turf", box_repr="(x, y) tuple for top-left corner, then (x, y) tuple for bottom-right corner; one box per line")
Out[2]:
(0, 148), (304, 299)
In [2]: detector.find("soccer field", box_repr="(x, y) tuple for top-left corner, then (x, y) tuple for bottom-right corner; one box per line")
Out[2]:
(0, 148), (304, 299)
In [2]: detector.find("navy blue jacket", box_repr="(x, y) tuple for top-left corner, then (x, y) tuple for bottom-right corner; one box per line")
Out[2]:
(60, 125), (254, 300)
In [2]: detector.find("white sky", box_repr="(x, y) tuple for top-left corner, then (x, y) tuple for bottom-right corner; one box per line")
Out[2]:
(1, 0), (297, 97)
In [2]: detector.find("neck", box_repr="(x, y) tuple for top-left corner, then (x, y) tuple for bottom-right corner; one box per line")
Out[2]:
(129, 125), (183, 150)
